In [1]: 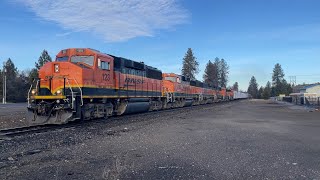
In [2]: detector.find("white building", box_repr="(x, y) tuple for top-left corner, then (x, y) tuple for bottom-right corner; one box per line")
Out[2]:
(300, 84), (320, 95)
(290, 84), (320, 105)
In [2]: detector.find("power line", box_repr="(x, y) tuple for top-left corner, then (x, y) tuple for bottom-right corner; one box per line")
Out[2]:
(289, 76), (296, 85)
(288, 74), (320, 77)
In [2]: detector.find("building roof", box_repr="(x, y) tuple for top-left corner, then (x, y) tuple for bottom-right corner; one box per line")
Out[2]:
(292, 85), (305, 93)
(301, 83), (320, 90)
(293, 83), (320, 92)
(290, 93), (317, 96)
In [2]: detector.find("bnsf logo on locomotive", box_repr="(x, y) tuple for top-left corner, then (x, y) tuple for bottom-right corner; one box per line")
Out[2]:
(125, 78), (144, 84)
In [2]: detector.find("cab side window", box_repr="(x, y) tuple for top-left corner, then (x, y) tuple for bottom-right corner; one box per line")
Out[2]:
(101, 62), (110, 70)
(98, 59), (110, 70)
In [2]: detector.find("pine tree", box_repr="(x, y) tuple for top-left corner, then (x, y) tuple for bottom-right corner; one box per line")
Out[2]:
(3, 58), (18, 102)
(232, 82), (239, 91)
(4, 58), (17, 80)
(286, 83), (293, 95)
(219, 58), (229, 87)
(203, 60), (212, 85)
(203, 60), (219, 87)
(262, 81), (271, 99)
(1, 59), (31, 102)
(280, 79), (288, 95)
(271, 87), (276, 97)
(258, 86), (264, 99)
(211, 57), (229, 88)
(30, 50), (53, 83)
(15, 71), (30, 102)
(35, 50), (52, 70)
(28, 68), (39, 83)
(272, 63), (285, 96)
(213, 58), (221, 86)
(247, 76), (259, 98)
(181, 48), (199, 80)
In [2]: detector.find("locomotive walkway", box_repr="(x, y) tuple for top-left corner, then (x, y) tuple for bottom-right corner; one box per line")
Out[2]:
(0, 100), (320, 179)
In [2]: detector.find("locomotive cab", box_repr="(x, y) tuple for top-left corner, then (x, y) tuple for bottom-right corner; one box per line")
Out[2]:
(54, 48), (114, 89)
(33, 48), (114, 96)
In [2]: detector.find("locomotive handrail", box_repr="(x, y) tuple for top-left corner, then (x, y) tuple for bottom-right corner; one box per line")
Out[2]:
(27, 79), (36, 107)
(72, 77), (83, 106)
(35, 79), (39, 93)
(65, 78), (74, 109)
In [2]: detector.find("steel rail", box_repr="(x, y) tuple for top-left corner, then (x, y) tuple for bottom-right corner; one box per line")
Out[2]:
(0, 100), (240, 137)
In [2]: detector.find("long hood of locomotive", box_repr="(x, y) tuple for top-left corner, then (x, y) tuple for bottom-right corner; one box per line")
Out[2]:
(38, 62), (163, 98)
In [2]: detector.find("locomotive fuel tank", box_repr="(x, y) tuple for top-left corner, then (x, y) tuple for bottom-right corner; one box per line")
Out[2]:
(183, 98), (193, 106)
(116, 98), (151, 115)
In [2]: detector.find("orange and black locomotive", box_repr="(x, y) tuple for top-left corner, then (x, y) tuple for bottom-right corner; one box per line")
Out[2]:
(27, 48), (235, 125)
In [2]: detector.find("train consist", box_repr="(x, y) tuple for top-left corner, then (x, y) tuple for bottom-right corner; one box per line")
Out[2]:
(27, 48), (248, 125)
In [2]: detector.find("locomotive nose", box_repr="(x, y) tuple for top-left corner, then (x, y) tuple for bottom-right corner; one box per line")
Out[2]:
(27, 106), (73, 125)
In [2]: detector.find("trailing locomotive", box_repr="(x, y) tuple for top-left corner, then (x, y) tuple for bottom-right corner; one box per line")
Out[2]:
(27, 48), (245, 125)
(162, 73), (216, 108)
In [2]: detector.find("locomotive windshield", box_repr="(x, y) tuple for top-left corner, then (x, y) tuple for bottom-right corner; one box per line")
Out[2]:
(71, 55), (94, 66)
(164, 76), (177, 82)
(56, 56), (69, 62)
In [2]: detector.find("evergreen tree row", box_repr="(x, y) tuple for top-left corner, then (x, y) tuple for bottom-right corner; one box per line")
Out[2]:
(181, 48), (231, 88)
(0, 50), (51, 102)
(247, 63), (293, 99)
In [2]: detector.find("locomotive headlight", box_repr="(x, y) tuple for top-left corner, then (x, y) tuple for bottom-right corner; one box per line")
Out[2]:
(54, 64), (59, 73)
(56, 90), (62, 95)
(31, 89), (36, 95)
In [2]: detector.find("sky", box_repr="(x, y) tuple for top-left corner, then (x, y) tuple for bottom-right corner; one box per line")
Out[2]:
(1, 0), (320, 90)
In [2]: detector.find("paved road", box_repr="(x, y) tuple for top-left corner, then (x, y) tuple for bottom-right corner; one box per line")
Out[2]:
(0, 103), (26, 108)
(0, 103), (27, 129)
(0, 103), (26, 114)
(0, 100), (320, 179)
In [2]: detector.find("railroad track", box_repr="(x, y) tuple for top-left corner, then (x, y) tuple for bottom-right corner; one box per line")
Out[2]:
(0, 100), (238, 138)
(0, 124), (66, 137)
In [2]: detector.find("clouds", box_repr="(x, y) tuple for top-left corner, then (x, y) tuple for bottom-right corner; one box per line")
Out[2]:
(19, 0), (188, 42)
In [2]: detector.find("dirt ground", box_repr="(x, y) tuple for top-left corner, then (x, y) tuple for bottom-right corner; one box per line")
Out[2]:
(0, 100), (320, 179)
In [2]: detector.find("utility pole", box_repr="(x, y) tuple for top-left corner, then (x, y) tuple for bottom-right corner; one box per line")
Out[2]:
(2, 62), (6, 104)
(4, 66), (6, 104)
(289, 76), (296, 86)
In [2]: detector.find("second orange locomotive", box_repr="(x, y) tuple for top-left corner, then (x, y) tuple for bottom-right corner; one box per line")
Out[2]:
(28, 48), (231, 125)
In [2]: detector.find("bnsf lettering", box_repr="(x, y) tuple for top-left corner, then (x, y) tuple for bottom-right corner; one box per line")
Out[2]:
(125, 78), (144, 84)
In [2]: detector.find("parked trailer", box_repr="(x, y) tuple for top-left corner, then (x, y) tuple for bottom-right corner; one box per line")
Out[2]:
(233, 91), (249, 100)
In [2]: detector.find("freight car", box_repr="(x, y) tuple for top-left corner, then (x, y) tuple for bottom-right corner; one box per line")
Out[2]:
(27, 48), (245, 125)
(233, 91), (249, 100)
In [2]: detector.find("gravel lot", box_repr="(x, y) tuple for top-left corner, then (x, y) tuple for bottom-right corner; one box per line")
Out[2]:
(0, 100), (320, 179)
